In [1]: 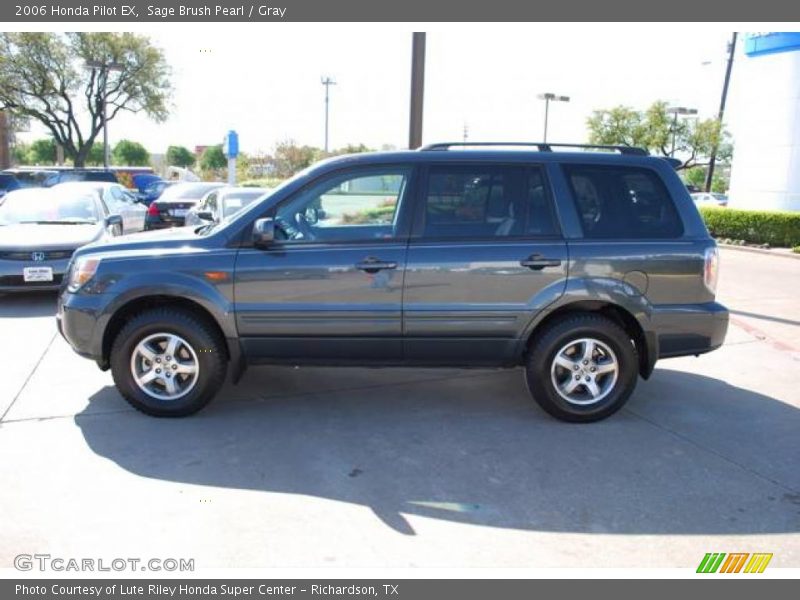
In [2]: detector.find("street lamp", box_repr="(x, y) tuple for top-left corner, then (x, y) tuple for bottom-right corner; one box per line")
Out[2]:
(85, 60), (124, 169)
(705, 32), (738, 192)
(666, 106), (698, 157)
(537, 93), (570, 143)
(321, 76), (336, 153)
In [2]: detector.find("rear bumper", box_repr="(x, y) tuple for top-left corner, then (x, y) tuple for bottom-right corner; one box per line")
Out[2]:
(651, 301), (729, 359)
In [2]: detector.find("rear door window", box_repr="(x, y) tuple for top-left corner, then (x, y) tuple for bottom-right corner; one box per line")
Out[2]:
(564, 165), (683, 239)
(420, 165), (558, 239)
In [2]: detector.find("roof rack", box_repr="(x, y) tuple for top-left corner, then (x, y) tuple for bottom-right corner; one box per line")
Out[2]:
(419, 142), (649, 156)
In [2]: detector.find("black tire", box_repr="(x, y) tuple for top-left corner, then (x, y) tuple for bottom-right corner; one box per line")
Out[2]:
(110, 307), (227, 417)
(525, 313), (638, 423)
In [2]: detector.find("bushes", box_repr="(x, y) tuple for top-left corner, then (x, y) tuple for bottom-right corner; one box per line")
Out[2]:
(698, 207), (800, 247)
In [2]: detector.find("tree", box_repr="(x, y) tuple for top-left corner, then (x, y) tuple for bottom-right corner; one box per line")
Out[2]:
(328, 143), (373, 157)
(272, 139), (321, 178)
(587, 100), (732, 170)
(199, 144), (226, 171)
(85, 144), (104, 166)
(0, 32), (171, 167)
(112, 139), (149, 166)
(166, 145), (195, 168)
(27, 138), (57, 164)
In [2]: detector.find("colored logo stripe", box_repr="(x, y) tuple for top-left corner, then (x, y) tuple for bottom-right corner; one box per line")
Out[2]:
(697, 552), (773, 573)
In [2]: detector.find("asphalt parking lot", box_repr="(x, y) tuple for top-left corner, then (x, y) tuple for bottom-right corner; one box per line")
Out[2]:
(0, 247), (798, 569)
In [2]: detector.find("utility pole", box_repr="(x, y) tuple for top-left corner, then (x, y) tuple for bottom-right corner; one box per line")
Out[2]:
(537, 93), (570, 143)
(85, 60), (124, 168)
(462, 122), (469, 142)
(408, 32), (426, 149)
(321, 76), (336, 154)
(705, 32), (737, 192)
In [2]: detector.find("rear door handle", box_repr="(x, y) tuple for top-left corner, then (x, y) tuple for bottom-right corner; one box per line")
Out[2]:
(355, 258), (398, 274)
(520, 254), (562, 270)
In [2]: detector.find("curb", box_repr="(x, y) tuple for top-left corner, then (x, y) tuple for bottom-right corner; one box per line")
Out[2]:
(718, 243), (800, 260)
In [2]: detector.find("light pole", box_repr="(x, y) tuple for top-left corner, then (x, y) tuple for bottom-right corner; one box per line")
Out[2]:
(85, 60), (124, 169)
(408, 32), (426, 149)
(705, 32), (737, 192)
(537, 93), (569, 143)
(321, 76), (336, 154)
(666, 106), (698, 156)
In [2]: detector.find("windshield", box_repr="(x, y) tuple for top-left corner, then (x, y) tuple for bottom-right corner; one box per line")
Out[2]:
(0, 189), (100, 225)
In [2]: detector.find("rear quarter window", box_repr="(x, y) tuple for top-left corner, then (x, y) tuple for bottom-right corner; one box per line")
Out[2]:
(564, 165), (683, 239)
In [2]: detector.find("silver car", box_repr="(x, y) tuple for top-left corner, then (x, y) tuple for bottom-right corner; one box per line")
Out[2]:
(0, 187), (122, 292)
(53, 181), (148, 234)
(184, 186), (270, 227)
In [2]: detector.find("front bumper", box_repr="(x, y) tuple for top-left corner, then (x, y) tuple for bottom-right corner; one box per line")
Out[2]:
(651, 301), (729, 359)
(0, 258), (70, 293)
(57, 290), (112, 367)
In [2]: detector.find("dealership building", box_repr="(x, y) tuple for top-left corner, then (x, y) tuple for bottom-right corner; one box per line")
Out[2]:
(727, 32), (800, 212)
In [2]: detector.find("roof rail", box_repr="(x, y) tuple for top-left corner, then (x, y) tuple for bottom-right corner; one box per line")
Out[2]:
(419, 142), (649, 156)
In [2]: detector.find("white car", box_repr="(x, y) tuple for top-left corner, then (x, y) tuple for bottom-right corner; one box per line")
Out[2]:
(53, 181), (148, 234)
(691, 192), (728, 207)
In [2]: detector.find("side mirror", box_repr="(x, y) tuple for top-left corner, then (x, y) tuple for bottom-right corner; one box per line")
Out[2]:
(252, 218), (275, 248)
(197, 210), (214, 221)
(106, 214), (123, 227)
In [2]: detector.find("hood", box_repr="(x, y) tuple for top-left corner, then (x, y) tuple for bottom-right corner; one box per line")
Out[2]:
(74, 224), (223, 259)
(0, 223), (103, 251)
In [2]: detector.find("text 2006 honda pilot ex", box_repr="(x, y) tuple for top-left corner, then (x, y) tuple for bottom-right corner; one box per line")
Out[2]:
(57, 143), (728, 422)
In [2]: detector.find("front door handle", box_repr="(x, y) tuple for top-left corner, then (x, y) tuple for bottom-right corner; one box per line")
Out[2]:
(355, 257), (399, 274)
(520, 254), (562, 270)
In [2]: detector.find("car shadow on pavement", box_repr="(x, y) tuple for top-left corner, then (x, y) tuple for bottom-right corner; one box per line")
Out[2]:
(0, 291), (58, 318)
(75, 367), (800, 536)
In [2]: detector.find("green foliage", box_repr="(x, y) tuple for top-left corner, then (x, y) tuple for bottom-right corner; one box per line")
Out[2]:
(199, 144), (226, 171)
(327, 143), (373, 157)
(699, 207), (800, 247)
(112, 139), (149, 166)
(85, 143), (105, 166)
(27, 138), (57, 164)
(341, 201), (395, 225)
(587, 100), (732, 170)
(793, 246), (800, 254)
(0, 32), (171, 166)
(166, 145), (195, 168)
(272, 140), (322, 178)
(683, 166), (728, 194)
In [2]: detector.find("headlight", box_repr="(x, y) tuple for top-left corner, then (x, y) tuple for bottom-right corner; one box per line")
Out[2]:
(67, 257), (101, 292)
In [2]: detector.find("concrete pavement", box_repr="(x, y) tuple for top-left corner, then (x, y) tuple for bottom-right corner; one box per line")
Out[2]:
(0, 249), (798, 569)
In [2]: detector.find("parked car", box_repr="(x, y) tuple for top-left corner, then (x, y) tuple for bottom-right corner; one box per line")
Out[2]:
(691, 192), (728, 207)
(58, 143), (728, 422)
(184, 186), (270, 227)
(137, 179), (174, 206)
(42, 168), (120, 187)
(145, 182), (225, 230)
(0, 187), (122, 292)
(53, 182), (147, 234)
(2, 168), (58, 188)
(0, 173), (21, 201)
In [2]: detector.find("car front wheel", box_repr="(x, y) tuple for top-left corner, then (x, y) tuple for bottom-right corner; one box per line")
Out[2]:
(110, 308), (228, 417)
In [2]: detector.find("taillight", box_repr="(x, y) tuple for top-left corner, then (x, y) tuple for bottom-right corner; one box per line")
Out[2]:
(704, 246), (719, 294)
(147, 202), (160, 217)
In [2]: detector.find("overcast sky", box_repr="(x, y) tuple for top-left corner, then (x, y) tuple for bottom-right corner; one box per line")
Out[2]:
(14, 24), (750, 155)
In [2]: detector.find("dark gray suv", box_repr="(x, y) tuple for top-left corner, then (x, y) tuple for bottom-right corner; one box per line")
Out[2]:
(57, 143), (728, 422)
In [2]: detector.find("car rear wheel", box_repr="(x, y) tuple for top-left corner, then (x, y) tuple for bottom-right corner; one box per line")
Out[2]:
(525, 314), (638, 422)
(110, 308), (227, 417)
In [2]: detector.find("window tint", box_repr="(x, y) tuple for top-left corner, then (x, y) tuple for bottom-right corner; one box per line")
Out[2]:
(565, 165), (683, 239)
(275, 168), (410, 243)
(422, 166), (557, 239)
